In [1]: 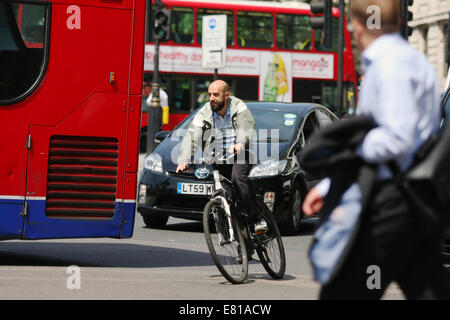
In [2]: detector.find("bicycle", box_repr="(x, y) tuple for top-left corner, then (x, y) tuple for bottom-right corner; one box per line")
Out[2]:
(202, 154), (286, 284)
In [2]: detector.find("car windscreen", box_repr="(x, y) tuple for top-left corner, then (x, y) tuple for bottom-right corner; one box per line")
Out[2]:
(171, 107), (298, 142)
(252, 109), (298, 142)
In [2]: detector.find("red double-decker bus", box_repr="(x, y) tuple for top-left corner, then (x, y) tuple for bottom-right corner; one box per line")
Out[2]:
(0, 0), (146, 240)
(140, 0), (358, 151)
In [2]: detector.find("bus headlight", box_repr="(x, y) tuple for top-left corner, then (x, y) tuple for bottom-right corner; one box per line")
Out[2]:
(249, 160), (287, 177)
(144, 153), (163, 173)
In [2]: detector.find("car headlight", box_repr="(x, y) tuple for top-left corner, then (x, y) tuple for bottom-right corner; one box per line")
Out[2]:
(144, 153), (163, 173)
(249, 160), (287, 177)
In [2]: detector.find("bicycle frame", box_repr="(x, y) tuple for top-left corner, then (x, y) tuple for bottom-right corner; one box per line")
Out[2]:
(211, 170), (236, 245)
(204, 161), (286, 283)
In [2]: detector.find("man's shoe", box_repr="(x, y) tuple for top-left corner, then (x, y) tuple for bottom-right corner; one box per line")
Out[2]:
(254, 219), (268, 233)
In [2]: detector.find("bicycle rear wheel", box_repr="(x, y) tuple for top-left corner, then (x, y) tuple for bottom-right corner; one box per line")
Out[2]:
(254, 203), (286, 279)
(203, 198), (248, 284)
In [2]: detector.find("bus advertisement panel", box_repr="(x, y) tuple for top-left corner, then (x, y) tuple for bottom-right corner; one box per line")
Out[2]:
(144, 45), (336, 102)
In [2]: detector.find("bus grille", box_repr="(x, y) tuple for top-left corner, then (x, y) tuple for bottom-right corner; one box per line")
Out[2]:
(46, 135), (119, 219)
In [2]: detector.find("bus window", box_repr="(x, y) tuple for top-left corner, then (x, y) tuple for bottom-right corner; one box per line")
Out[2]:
(13, 3), (46, 48)
(237, 11), (273, 48)
(197, 8), (234, 46)
(276, 14), (311, 51)
(195, 78), (211, 109)
(171, 7), (194, 44)
(233, 77), (258, 101)
(171, 78), (192, 112)
(314, 18), (343, 52)
(0, 1), (48, 102)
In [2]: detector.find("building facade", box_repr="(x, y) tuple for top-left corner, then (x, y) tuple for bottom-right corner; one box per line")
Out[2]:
(409, 0), (449, 92)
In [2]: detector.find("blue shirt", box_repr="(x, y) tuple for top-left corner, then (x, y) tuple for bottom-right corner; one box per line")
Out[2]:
(317, 33), (441, 195)
(212, 102), (236, 157)
(357, 33), (441, 179)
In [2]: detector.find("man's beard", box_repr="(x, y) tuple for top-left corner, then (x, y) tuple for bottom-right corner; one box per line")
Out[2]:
(211, 100), (225, 112)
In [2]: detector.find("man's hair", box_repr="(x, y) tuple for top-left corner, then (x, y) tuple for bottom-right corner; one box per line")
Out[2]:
(350, 0), (401, 34)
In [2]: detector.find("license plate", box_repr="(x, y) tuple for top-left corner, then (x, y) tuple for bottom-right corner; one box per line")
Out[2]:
(177, 183), (213, 195)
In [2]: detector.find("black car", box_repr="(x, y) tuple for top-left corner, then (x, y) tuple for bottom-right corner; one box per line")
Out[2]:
(137, 102), (338, 235)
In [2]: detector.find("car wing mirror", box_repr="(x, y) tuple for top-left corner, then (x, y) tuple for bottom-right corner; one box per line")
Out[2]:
(154, 131), (170, 144)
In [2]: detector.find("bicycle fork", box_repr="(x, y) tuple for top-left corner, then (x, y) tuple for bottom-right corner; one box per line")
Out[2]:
(213, 196), (234, 246)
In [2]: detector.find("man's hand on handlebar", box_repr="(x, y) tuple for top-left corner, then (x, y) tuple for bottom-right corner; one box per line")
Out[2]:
(176, 162), (187, 173)
(228, 143), (244, 155)
(176, 145), (243, 173)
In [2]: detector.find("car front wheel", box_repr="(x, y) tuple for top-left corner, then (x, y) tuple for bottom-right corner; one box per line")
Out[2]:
(281, 183), (303, 235)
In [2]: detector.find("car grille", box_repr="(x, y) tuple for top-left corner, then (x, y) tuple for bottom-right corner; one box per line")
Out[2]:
(158, 195), (209, 212)
(45, 135), (118, 219)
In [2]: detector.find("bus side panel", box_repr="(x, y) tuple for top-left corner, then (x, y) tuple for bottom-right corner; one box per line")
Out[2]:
(119, 95), (141, 239)
(24, 200), (124, 240)
(119, 0), (146, 238)
(24, 93), (128, 239)
(19, 2), (140, 239)
(0, 110), (28, 238)
(0, 201), (24, 239)
(168, 113), (189, 131)
(128, 0), (147, 97)
(120, 173), (137, 238)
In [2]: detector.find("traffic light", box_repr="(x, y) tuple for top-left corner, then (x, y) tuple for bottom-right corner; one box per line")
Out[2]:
(310, 0), (332, 49)
(401, 0), (413, 39)
(153, 6), (171, 41)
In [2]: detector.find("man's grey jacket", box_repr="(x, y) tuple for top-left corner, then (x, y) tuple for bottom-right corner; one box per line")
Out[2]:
(177, 96), (255, 164)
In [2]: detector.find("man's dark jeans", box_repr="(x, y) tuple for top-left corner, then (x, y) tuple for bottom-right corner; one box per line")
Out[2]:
(215, 152), (254, 219)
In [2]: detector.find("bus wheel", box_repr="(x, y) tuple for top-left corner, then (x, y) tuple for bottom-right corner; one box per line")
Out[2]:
(143, 214), (169, 228)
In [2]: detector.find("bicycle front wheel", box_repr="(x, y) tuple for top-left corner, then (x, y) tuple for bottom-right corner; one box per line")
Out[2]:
(255, 203), (286, 279)
(203, 198), (248, 284)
